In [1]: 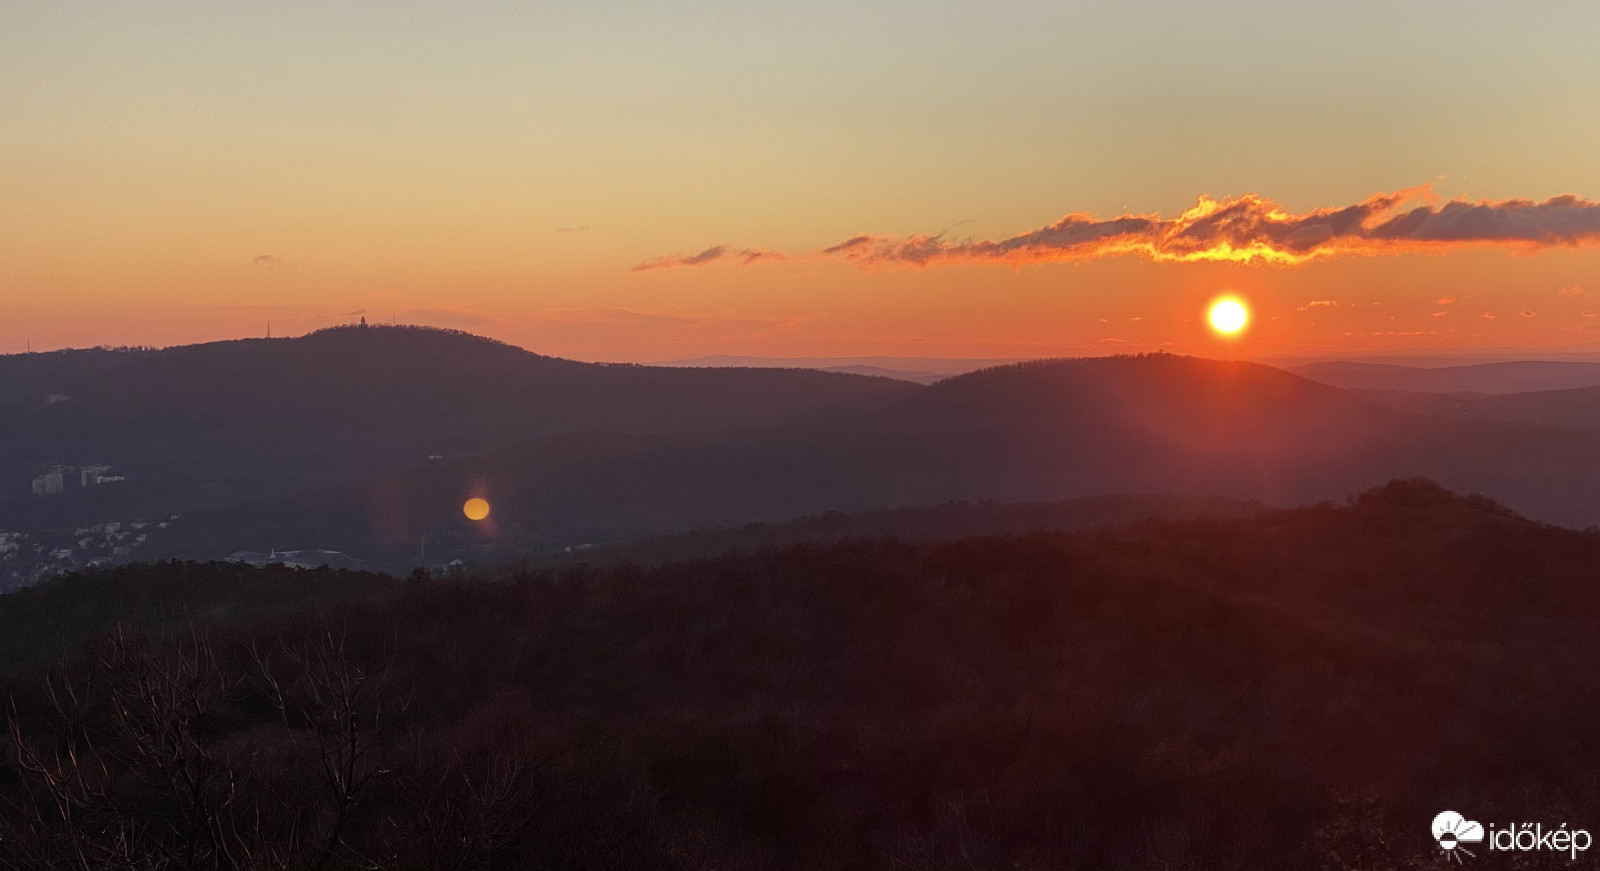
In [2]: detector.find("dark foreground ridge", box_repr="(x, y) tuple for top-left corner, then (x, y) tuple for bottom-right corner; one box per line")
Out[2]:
(3, 479), (1598, 869)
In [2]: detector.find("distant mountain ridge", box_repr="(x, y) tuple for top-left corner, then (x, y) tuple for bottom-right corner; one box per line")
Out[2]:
(144, 351), (1600, 570)
(0, 326), (918, 577)
(8, 329), (1600, 575)
(653, 354), (1024, 384)
(1292, 359), (1600, 394)
(0, 325), (914, 477)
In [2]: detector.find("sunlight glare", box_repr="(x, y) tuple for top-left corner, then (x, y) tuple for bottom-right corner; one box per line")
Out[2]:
(1208, 297), (1250, 335)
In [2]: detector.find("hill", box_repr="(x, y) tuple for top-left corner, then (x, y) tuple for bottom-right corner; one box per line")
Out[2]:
(5, 481), (1600, 869)
(1353, 383), (1600, 431)
(139, 352), (1600, 570)
(0, 326), (918, 578)
(0, 327), (916, 491)
(13, 336), (1600, 575)
(1292, 359), (1600, 394)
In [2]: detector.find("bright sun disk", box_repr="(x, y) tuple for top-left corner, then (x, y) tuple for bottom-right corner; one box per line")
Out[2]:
(463, 497), (491, 521)
(1208, 298), (1250, 334)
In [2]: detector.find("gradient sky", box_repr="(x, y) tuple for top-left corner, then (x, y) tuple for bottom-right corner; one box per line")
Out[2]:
(4, 1), (1600, 360)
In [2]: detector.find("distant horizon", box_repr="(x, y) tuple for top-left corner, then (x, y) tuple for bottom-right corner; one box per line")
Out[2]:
(8, 321), (1600, 372)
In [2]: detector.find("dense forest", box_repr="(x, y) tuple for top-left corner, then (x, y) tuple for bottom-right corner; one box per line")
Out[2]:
(3, 479), (1599, 869)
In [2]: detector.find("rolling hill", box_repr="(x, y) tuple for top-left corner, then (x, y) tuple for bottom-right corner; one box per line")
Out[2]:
(1292, 359), (1600, 394)
(139, 352), (1600, 570)
(0, 325), (916, 532)
(12, 328), (1600, 575)
(1351, 383), (1600, 431)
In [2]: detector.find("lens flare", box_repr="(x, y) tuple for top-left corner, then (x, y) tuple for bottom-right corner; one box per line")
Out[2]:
(462, 497), (491, 521)
(1208, 297), (1250, 335)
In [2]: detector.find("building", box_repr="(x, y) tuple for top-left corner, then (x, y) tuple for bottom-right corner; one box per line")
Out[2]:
(30, 463), (119, 495)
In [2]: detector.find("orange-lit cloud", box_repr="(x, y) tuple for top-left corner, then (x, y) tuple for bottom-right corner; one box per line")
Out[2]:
(640, 186), (1600, 270)
(631, 245), (784, 272)
(828, 187), (1600, 266)
(250, 254), (284, 268)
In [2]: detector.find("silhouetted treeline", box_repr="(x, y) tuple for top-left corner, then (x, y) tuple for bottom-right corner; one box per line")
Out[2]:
(5, 480), (1600, 869)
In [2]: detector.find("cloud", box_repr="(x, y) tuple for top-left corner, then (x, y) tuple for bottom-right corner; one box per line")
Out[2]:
(1481, 312), (1497, 319)
(738, 249), (785, 265)
(1558, 285), (1588, 296)
(1431, 310), (1449, 317)
(1583, 310), (1599, 318)
(829, 186), (1600, 266)
(631, 245), (784, 272)
(641, 186), (1600, 270)
(1436, 296), (1455, 304)
(556, 225), (591, 233)
(250, 254), (284, 269)
(1519, 310), (1538, 318)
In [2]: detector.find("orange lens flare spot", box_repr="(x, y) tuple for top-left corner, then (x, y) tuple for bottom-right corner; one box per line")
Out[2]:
(1208, 298), (1250, 335)
(462, 497), (491, 521)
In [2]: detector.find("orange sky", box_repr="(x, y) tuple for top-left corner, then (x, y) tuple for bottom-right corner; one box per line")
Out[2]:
(4, 3), (1599, 361)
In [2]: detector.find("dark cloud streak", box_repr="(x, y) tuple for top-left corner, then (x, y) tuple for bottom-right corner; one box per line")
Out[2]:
(631, 245), (785, 272)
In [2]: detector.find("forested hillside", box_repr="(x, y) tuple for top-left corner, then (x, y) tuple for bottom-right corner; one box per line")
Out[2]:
(4, 480), (1597, 869)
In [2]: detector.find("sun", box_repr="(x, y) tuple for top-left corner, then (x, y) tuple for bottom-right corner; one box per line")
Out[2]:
(462, 497), (491, 521)
(1208, 297), (1250, 335)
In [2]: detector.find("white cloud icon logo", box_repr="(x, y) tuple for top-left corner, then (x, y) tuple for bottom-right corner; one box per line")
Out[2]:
(1433, 811), (1485, 861)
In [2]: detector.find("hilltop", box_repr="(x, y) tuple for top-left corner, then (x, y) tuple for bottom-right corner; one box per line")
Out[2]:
(0, 326), (917, 580)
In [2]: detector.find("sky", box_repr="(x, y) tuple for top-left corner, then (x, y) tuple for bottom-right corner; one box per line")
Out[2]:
(4, 1), (1600, 361)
